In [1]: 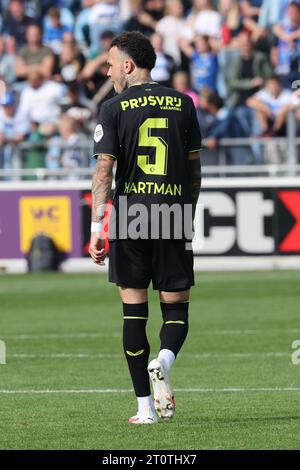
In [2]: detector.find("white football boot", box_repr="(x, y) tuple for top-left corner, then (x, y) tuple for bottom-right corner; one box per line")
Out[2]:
(128, 406), (158, 424)
(147, 358), (175, 420)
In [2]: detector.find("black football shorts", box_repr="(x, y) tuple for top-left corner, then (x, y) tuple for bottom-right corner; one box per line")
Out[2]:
(108, 239), (194, 291)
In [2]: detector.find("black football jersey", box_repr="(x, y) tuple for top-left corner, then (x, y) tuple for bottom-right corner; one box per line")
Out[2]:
(93, 82), (202, 240)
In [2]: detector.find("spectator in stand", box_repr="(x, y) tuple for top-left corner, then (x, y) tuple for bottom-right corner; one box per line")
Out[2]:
(182, 0), (222, 41)
(219, 0), (243, 47)
(272, 1), (300, 88)
(238, 0), (269, 48)
(240, 0), (263, 29)
(240, 0), (263, 19)
(43, 6), (73, 55)
(227, 30), (272, 109)
(58, 0), (81, 14)
(155, 0), (186, 66)
(74, 0), (95, 54)
(217, 0), (244, 98)
(59, 80), (97, 133)
(0, 90), (31, 176)
(198, 91), (234, 145)
(0, 34), (16, 86)
(125, 0), (165, 37)
(194, 0), (222, 38)
(119, 0), (134, 23)
(18, 71), (65, 127)
(181, 34), (218, 92)
(46, 114), (86, 177)
(199, 89), (256, 164)
(150, 32), (176, 87)
(180, 0), (222, 75)
(88, 0), (122, 56)
(80, 30), (115, 106)
(60, 114), (86, 172)
(43, 1), (75, 31)
(0, 35), (6, 71)
(227, 31), (272, 136)
(1, 0), (42, 18)
(197, 87), (217, 137)
(15, 24), (55, 81)
(26, 1), (42, 18)
(2, 0), (38, 50)
(172, 70), (200, 108)
(247, 75), (299, 135)
(53, 33), (86, 83)
(258, 0), (297, 30)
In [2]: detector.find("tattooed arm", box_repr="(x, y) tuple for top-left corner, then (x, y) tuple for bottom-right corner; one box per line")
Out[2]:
(89, 154), (115, 265)
(91, 154), (115, 222)
(188, 151), (202, 222)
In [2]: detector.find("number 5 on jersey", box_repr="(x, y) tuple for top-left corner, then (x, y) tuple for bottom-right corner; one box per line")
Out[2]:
(137, 118), (169, 176)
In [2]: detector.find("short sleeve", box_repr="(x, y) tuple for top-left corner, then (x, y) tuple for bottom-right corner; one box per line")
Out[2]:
(186, 99), (202, 153)
(92, 101), (120, 160)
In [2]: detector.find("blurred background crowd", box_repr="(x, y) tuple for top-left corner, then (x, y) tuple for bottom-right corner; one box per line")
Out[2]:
(0, 0), (300, 178)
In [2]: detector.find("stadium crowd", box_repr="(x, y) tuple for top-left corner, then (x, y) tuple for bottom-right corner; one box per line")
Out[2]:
(0, 0), (300, 177)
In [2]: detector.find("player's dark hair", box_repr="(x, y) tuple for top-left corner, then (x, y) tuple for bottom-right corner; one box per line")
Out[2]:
(110, 31), (157, 71)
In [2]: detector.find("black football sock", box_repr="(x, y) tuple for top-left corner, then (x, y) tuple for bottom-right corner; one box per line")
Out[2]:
(159, 302), (189, 358)
(123, 302), (150, 397)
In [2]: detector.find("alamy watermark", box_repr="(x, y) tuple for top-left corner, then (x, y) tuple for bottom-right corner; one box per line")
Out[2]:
(98, 198), (205, 251)
(0, 339), (6, 365)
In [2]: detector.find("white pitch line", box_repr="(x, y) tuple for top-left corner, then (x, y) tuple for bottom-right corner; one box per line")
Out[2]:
(7, 352), (291, 359)
(0, 387), (300, 395)
(0, 389), (132, 394)
(3, 329), (300, 340)
(198, 329), (300, 335)
(174, 387), (300, 393)
(2, 333), (121, 340)
(9, 353), (122, 358)
(191, 352), (290, 358)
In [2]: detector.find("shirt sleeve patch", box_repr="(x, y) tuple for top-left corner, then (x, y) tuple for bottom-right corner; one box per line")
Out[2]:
(94, 124), (104, 143)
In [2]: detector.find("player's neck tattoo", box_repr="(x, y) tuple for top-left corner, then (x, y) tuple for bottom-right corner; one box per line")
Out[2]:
(126, 74), (153, 88)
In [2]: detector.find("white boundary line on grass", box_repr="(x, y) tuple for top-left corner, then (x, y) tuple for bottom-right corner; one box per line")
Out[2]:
(3, 328), (300, 340)
(3, 333), (122, 339)
(7, 352), (291, 359)
(0, 387), (300, 395)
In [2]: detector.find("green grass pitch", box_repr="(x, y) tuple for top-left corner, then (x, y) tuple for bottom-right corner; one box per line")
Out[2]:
(0, 270), (300, 449)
